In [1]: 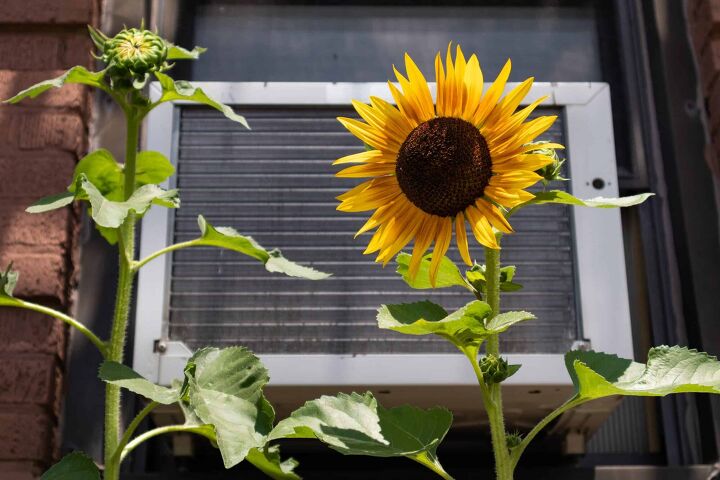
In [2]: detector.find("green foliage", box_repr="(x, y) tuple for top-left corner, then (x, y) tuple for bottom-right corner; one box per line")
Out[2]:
(514, 190), (654, 213)
(181, 347), (273, 468)
(3, 66), (108, 103)
(566, 346), (720, 401)
(395, 253), (471, 290)
(195, 216), (330, 279)
(40, 451), (100, 480)
(245, 446), (302, 480)
(269, 392), (453, 477)
(99, 361), (181, 405)
(466, 264), (522, 294)
(167, 44), (207, 60)
(28, 174), (179, 229)
(154, 72), (248, 128)
(377, 300), (534, 349)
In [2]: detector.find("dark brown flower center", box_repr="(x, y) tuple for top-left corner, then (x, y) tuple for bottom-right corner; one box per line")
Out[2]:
(395, 117), (492, 217)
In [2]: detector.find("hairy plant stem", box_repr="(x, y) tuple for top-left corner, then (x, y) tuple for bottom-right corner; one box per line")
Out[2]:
(104, 111), (140, 480)
(482, 239), (513, 480)
(120, 425), (215, 463)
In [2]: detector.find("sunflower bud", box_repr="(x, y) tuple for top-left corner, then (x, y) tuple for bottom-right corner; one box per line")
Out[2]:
(94, 26), (170, 89)
(506, 431), (523, 449)
(479, 354), (510, 384)
(529, 141), (567, 185)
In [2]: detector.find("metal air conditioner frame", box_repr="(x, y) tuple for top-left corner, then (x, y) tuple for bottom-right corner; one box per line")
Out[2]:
(133, 81), (632, 392)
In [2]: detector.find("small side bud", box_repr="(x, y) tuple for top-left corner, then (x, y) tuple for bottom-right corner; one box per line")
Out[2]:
(506, 431), (523, 449)
(479, 354), (510, 384)
(528, 141), (567, 185)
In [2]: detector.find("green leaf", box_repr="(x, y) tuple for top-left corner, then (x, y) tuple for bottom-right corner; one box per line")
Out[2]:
(26, 191), (75, 214)
(40, 451), (100, 480)
(396, 253), (470, 290)
(77, 175), (179, 228)
(269, 392), (453, 478)
(566, 346), (720, 401)
(486, 311), (536, 333)
(195, 216), (330, 280)
(71, 149), (124, 200)
(167, 44), (207, 60)
(98, 361), (180, 404)
(154, 72), (248, 128)
(0, 263), (19, 298)
(135, 151), (175, 186)
(466, 264), (523, 293)
(517, 190), (654, 211)
(246, 446), (301, 480)
(183, 347), (273, 468)
(4, 66), (107, 103)
(377, 300), (535, 349)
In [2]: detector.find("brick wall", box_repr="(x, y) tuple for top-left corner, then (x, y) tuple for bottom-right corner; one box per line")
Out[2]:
(0, 1), (99, 478)
(688, 0), (720, 178)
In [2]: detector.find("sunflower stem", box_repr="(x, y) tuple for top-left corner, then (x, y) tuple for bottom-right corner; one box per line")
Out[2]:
(483, 238), (513, 480)
(104, 111), (140, 480)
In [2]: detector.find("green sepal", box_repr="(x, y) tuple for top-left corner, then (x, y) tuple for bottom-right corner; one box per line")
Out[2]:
(377, 300), (534, 349)
(98, 361), (181, 404)
(512, 190), (653, 214)
(566, 346), (720, 401)
(195, 215), (330, 280)
(4, 66), (107, 103)
(269, 392), (453, 478)
(466, 264), (522, 294)
(395, 253), (471, 291)
(153, 72), (248, 128)
(40, 451), (100, 480)
(167, 44), (207, 60)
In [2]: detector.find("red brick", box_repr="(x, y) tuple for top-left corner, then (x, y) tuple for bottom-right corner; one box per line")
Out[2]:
(0, 70), (88, 108)
(0, 461), (43, 479)
(0, 354), (58, 405)
(0, 203), (70, 248)
(689, 0), (720, 55)
(0, 252), (67, 299)
(700, 39), (720, 94)
(0, 152), (76, 198)
(0, 407), (54, 461)
(0, 309), (65, 356)
(0, 33), (94, 71)
(0, 0), (94, 24)
(0, 111), (85, 153)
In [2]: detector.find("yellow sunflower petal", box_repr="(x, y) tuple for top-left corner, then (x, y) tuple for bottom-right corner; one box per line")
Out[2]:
(484, 186), (534, 208)
(455, 212), (472, 266)
(377, 207), (424, 265)
(490, 170), (543, 189)
(408, 215), (436, 279)
(352, 100), (411, 143)
(474, 198), (513, 234)
(338, 117), (401, 153)
(333, 149), (393, 166)
(465, 205), (500, 249)
(404, 53), (436, 121)
(472, 59), (512, 127)
(387, 81), (421, 128)
(483, 77), (533, 131)
(452, 45), (467, 119)
(435, 52), (446, 116)
(337, 179), (401, 212)
(443, 43), (457, 117)
(462, 54), (484, 122)
(336, 163), (396, 178)
(492, 153), (555, 172)
(484, 95), (548, 144)
(369, 96), (415, 137)
(429, 217), (453, 286)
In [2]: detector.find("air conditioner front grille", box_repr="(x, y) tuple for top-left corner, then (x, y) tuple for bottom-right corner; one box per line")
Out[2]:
(168, 105), (578, 354)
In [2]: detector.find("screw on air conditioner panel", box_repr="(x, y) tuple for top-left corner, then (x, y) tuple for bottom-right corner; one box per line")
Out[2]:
(153, 339), (168, 353)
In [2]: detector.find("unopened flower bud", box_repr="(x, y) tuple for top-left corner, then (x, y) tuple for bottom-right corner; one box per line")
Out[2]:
(479, 354), (509, 384)
(528, 141), (567, 185)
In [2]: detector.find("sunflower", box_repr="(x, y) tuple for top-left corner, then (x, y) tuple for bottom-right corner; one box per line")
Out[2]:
(334, 45), (563, 284)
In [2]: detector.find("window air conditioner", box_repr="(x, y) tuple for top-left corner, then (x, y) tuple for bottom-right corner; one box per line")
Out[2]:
(133, 82), (631, 440)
